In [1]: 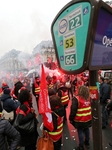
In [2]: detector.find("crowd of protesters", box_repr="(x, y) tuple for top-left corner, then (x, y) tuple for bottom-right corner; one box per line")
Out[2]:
(0, 68), (112, 150)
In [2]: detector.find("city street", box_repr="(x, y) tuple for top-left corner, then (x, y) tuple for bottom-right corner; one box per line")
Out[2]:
(32, 95), (112, 150)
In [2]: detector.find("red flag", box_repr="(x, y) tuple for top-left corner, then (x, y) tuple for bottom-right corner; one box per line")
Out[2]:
(39, 64), (54, 131)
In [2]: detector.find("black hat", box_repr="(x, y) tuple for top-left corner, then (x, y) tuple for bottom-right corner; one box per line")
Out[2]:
(4, 88), (11, 94)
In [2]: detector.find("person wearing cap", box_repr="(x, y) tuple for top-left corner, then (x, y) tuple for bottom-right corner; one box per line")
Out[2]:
(104, 76), (111, 84)
(1, 82), (9, 91)
(0, 82), (9, 96)
(0, 100), (21, 150)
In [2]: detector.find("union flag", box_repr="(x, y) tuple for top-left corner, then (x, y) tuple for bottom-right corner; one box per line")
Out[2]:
(39, 64), (54, 131)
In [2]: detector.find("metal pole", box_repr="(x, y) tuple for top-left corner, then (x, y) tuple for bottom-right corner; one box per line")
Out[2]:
(89, 70), (103, 150)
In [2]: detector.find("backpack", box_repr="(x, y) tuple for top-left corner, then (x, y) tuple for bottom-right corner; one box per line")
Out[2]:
(1, 101), (14, 121)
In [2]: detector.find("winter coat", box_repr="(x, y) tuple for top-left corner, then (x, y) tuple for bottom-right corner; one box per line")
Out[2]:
(0, 94), (20, 112)
(16, 103), (38, 146)
(100, 82), (111, 104)
(0, 119), (21, 150)
(69, 96), (92, 129)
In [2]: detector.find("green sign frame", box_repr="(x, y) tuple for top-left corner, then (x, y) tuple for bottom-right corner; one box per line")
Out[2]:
(51, 0), (94, 74)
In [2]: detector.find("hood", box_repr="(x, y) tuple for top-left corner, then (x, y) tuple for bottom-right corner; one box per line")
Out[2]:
(1, 94), (11, 102)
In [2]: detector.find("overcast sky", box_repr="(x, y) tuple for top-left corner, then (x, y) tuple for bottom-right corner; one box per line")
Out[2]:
(0, 0), (108, 57)
(0, 0), (72, 57)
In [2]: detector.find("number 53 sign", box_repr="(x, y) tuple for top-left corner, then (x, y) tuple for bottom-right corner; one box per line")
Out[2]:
(51, 0), (92, 74)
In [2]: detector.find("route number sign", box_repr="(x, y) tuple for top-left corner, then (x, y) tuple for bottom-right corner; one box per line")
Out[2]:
(51, 1), (91, 73)
(65, 54), (76, 65)
(64, 36), (75, 50)
(69, 14), (82, 30)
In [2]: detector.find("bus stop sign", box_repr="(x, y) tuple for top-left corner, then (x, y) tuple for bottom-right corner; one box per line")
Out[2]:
(51, 1), (92, 74)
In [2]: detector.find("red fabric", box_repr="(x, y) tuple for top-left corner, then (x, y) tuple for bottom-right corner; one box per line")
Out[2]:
(2, 82), (8, 87)
(16, 101), (31, 115)
(34, 81), (40, 95)
(0, 88), (3, 95)
(74, 96), (92, 122)
(48, 116), (63, 142)
(39, 64), (54, 131)
(61, 90), (69, 106)
(11, 88), (17, 99)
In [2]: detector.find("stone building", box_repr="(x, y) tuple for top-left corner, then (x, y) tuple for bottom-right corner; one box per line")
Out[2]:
(0, 40), (56, 77)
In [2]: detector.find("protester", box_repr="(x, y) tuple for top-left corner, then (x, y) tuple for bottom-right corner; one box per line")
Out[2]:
(32, 75), (40, 110)
(1, 82), (9, 91)
(44, 94), (64, 150)
(46, 75), (54, 89)
(106, 98), (112, 117)
(12, 78), (23, 99)
(69, 86), (92, 150)
(99, 76), (111, 129)
(0, 82), (9, 96)
(16, 87), (39, 150)
(23, 77), (31, 92)
(0, 100), (21, 150)
(56, 81), (69, 122)
(0, 88), (20, 124)
(52, 75), (59, 92)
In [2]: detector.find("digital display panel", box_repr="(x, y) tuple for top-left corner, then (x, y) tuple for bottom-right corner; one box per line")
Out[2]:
(90, 8), (112, 68)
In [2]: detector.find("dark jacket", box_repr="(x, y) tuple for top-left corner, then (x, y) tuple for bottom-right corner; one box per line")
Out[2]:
(0, 94), (20, 112)
(56, 87), (68, 98)
(16, 103), (38, 146)
(0, 119), (21, 150)
(14, 81), (23, 98)
(100, 82), (111, 104)
(69, 97), (92, 129)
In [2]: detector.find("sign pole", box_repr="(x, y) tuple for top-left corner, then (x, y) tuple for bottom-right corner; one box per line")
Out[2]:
(89, 70), (103, 150)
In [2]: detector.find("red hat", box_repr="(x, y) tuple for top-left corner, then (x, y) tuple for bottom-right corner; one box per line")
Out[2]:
(2, 82), (9, 90)
(2, 82), (8, 87)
